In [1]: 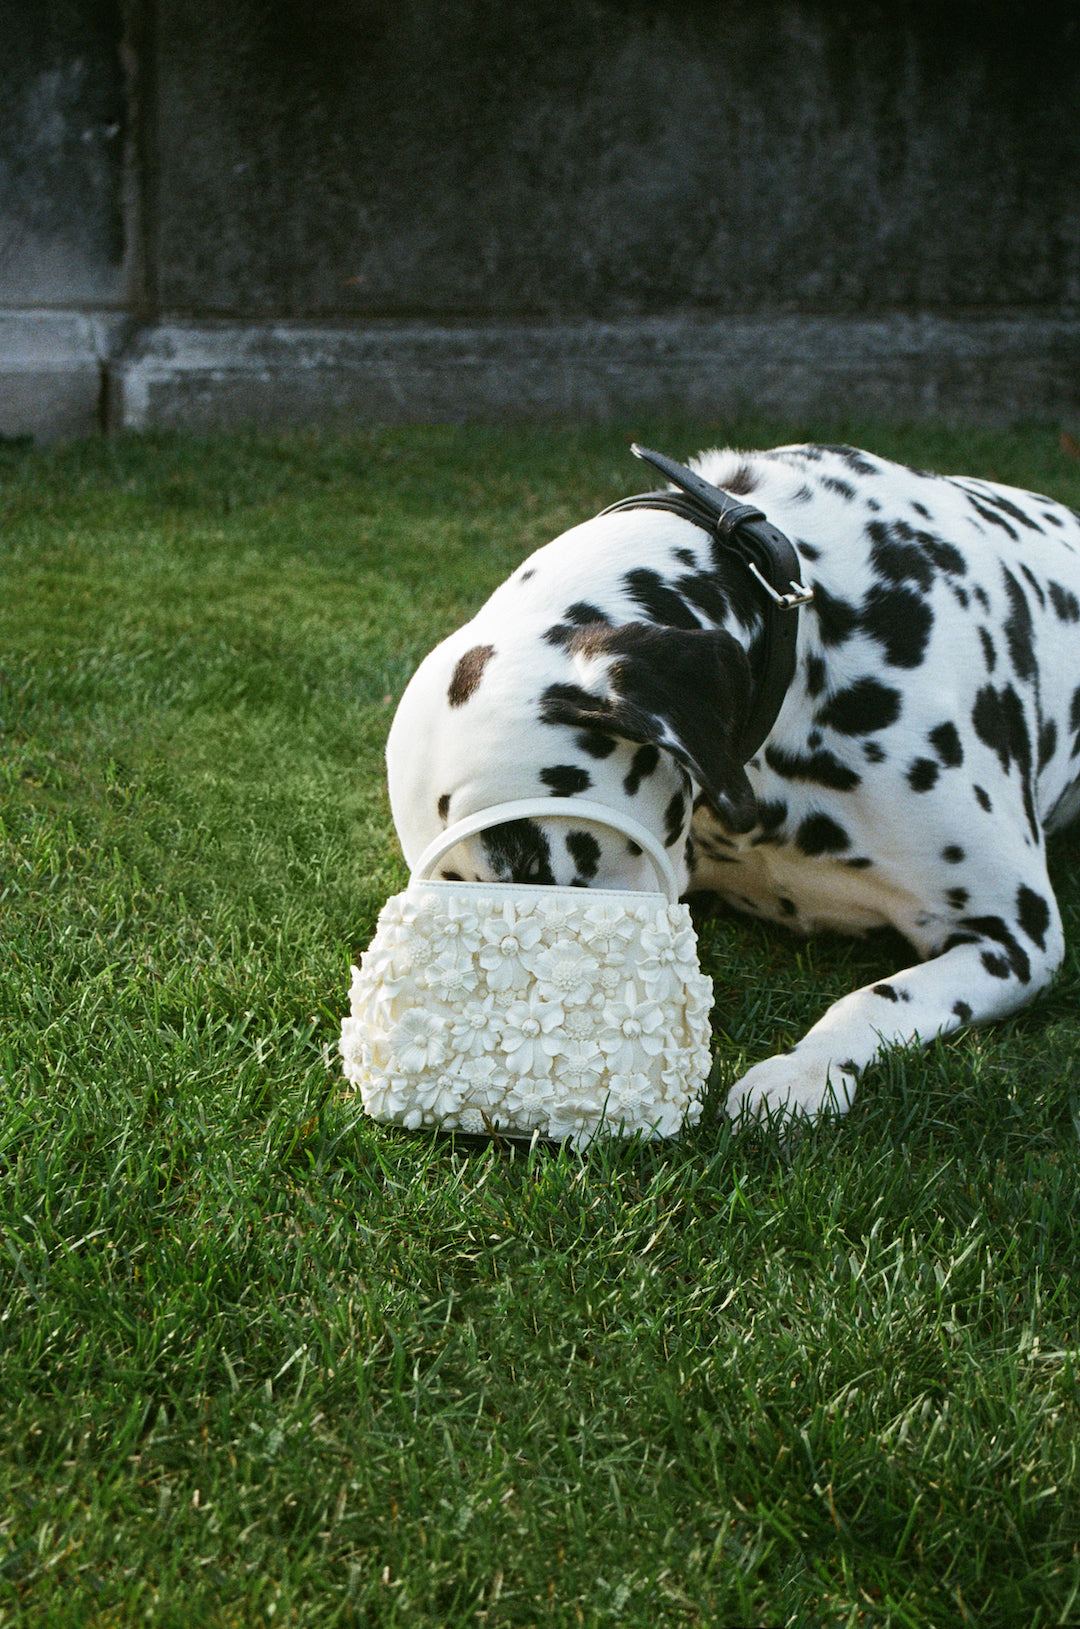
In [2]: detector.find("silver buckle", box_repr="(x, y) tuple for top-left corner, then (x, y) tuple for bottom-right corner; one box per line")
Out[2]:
(747, 560), (815, 610)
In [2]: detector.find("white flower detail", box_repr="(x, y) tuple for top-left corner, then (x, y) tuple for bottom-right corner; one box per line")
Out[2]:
(457, 1053), (508, 1107)
(423, 948), (481, 1001)
(536, 897), (579, 937)
(599, 986), (667, 1075)
(503, 1074), (558, 1119)
(429, 895), (481, 948)
(556, 1041), (606, 1096)
(579, 902), (638, 961)
(531, 941), (601, 1006)
(412, 1070), (464, 1118)
(389, 1007), (448, 1075)
(477, 904), (544, 992)
(562, 1006), (599, 1043)
(399, 891), (444, 940)
(448, 994), (503, 1057)
(607, 1072), (659, 1117)
(500, 993), (565, 1078)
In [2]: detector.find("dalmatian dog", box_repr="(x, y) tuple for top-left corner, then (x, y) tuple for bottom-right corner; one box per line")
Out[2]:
(387, 441), (1080, 1124)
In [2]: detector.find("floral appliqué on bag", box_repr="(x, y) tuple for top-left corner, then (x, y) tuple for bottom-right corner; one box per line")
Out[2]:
(340, 887), (714, 1145)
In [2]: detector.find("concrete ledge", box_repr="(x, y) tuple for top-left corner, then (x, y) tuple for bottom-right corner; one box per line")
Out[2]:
(0, 311), (131, 442)
(106, 313), (1080, 435)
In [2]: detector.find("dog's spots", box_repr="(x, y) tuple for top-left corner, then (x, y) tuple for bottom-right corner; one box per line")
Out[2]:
(448, 644), (495, 707)
(1001, 567), (1036, 681)
(953, 1000), (973, 1022)
(861, 584), (934, 667)
(793, 484), (815, 505)
(873, 983), (899, 1001)
(437, 793), (451, 821)
(566, 830), (601, 880)
(965, 492), (1019, 541)
(942, 844), (965, 864)
(795, 812), (851, 855)
(1016, 883), (1051, 949)
(946, 886), (970, 909)
(863, 740), (887, 764)
(972, 681), (1033, 782)
(623, 568), (702, 629)
(565, 600), (609, 626)
(819, 445), (881, 477)
(722, 462), (760, 496)
(440, 869), (463, 881)
(545, 602), (613, 646)
(912, 501), (932, 519)
(979, 627), (997, 672)
(623, 744), (660, 796)
(960, 912), (1031, 982)
(971, 682), (1038, 839)
(1071, 685), (1080, 751)
(750, 799), (789, 847)
(868, 518), (936, 593)
(1049, 581), (1080, 621)
(482, 819), (554, 885)
(929, 721), (964, 767)
(974, 784), (992, 812)
(925, 538), (967, 576)
(1020, 564), (1046, 609)
(576, 729), (618, 759)
(971, 485), (1046, 535)
(664, 791), (687, 846)
(814, 676), (902, 736)
(822, 475), (856, 500)
(541, 764), (592, 796)
(811, 571), (934, 668)
(805, 653), (827, 696)
(907, 758), (939, 792)
(1038, 719), (1058, 772)
(518, 568), (536, 583)
(674, 568), (731, 625)
(541, 681), (601, 719)
(765, 742), (861, 791)
(810, 583), (861, 646)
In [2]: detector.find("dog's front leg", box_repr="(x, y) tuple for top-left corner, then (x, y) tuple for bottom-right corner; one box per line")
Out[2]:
(724, 915), (1064, 1126)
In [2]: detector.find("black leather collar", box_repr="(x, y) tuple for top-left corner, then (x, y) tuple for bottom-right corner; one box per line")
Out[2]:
(600, 444), (813, 765)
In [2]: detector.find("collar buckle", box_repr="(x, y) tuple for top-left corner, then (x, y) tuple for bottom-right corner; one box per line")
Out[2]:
(746, 560), (814, 610)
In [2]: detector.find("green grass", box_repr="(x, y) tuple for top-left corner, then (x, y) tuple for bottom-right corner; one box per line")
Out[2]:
(2, 420), (1079, 1628)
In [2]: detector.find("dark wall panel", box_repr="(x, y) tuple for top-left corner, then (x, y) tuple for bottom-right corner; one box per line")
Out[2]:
(152, 0), (1080, 320)
(0, 0), (126, 305)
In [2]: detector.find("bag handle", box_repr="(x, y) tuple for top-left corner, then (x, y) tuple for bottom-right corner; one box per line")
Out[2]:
(413, 796), (681, 902)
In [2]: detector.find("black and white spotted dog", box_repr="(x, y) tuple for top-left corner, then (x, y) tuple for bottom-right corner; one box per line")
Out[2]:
(387, 442), (1080, 1124)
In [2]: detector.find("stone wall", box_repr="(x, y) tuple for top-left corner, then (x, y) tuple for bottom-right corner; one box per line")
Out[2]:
(3, 0), (1079, 439)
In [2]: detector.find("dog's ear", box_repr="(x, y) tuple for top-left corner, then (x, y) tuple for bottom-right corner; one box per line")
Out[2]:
(542, 623), (759, 832)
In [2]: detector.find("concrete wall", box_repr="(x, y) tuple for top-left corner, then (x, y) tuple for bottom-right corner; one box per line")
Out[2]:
(3, 0), (1079, 439)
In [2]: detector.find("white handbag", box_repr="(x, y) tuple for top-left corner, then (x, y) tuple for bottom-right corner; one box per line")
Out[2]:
(339, 798), (714, 1146)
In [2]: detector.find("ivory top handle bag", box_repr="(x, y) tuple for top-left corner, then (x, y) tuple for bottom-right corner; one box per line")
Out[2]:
(339, 798), (715, 1146)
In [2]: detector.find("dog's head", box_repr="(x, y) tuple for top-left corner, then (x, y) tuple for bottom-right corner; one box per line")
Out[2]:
(387, 605), (757, 894)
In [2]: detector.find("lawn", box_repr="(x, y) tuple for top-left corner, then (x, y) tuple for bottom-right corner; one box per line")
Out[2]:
(1, 419), (1079, 1628)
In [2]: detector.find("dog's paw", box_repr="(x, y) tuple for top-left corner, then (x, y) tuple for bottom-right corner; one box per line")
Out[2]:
(724, 1049), (858, 1127)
